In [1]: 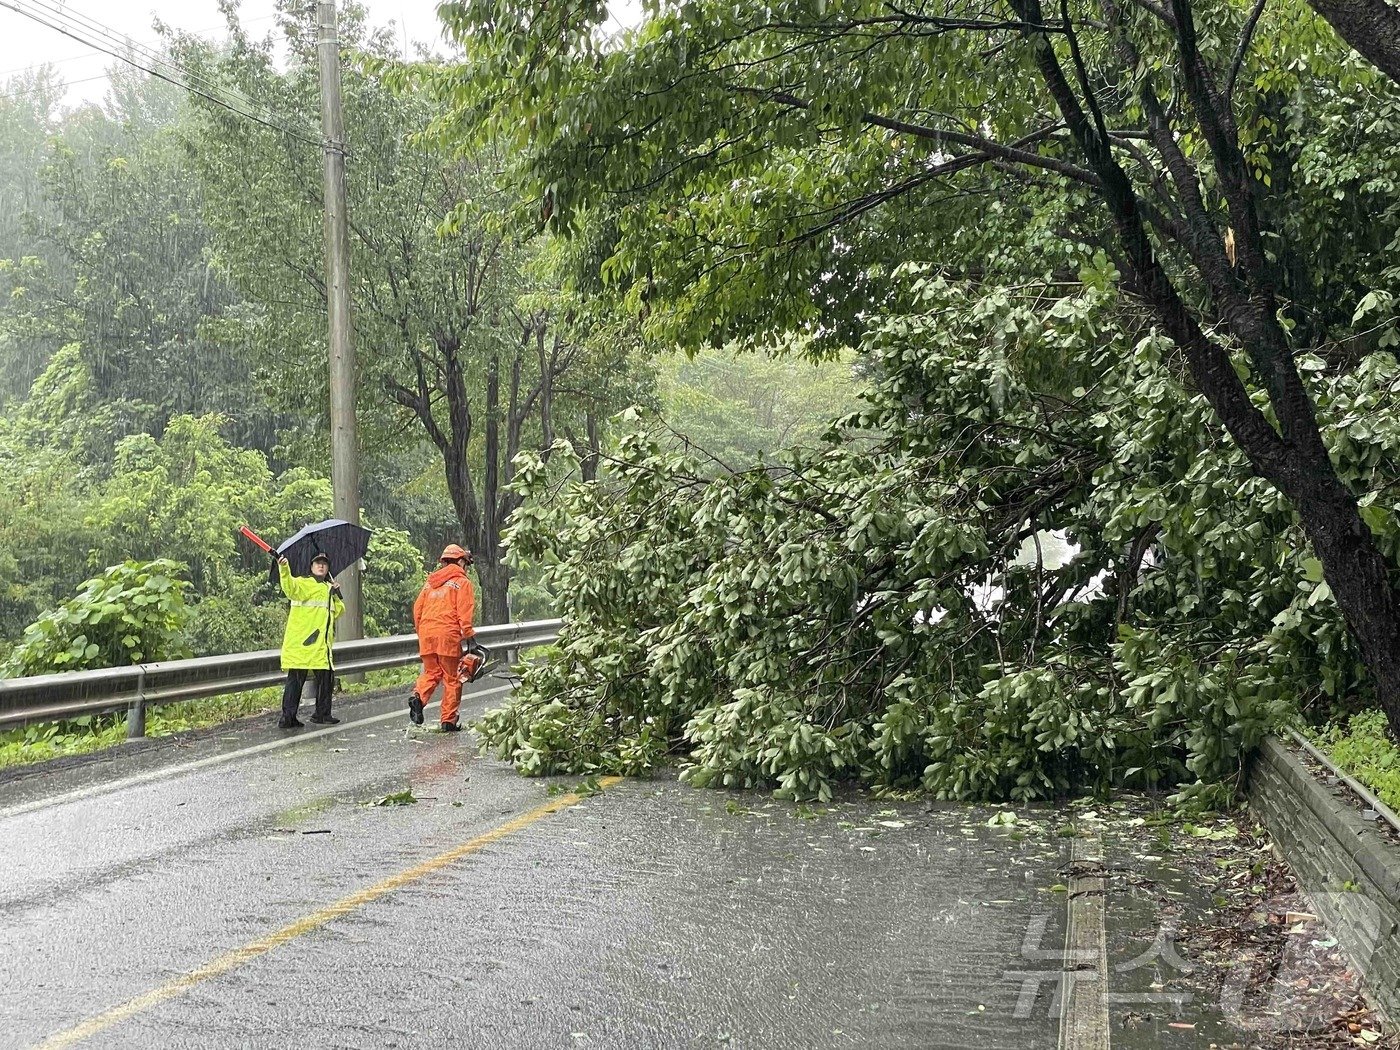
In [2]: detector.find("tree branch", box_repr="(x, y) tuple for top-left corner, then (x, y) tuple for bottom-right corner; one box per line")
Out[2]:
(1303, 0), (1400, 86)
(1005, 0), (1295, 482)
(732, 86), (1103, 187)
(1227, 0), (1269, 102)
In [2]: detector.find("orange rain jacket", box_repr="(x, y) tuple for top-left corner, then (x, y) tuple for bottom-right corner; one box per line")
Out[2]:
(413, 562), (476, 657)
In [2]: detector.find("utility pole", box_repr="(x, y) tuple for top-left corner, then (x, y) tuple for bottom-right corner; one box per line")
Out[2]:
(317, 0), (364, 648)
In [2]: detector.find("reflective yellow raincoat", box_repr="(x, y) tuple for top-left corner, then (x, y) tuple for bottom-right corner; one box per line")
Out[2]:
(279, 561), (344, 670)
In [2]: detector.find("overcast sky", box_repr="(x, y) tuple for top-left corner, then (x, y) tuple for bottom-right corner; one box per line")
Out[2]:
(0, 1), (641, 108)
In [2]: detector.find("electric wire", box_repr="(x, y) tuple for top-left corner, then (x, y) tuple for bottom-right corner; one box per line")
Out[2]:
(22, 0), (308, 133)
(17, 0), (321, 145)
(0, 0), (321, 146)
(0, 12), (280, 79)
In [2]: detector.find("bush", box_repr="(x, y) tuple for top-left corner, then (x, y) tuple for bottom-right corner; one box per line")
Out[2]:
(2, 559), (190, 676)
(1313, 711), (1400, 813)
(184, 570), (283, 657)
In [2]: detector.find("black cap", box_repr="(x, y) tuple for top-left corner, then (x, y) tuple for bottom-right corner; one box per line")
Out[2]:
(311, 552), (331, 565)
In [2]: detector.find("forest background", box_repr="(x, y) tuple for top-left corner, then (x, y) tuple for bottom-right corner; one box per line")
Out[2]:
(0, 0), (855, 676)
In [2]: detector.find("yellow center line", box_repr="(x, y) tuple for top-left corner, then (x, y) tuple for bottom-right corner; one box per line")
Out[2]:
(36, 776), (623, 1050)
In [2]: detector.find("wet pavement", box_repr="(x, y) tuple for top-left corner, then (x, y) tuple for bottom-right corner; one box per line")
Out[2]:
(1097, 808), (1397, 1050)
(0, 685), (1071, 1049)
(2, 686), (1385, 1048)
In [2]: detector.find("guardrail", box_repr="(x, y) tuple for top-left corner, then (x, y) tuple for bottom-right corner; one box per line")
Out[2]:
(0, 619), (561, 736)
(1288, 727), (1400, 836)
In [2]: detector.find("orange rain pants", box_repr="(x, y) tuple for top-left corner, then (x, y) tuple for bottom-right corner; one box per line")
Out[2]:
(414, 653), (463, 725)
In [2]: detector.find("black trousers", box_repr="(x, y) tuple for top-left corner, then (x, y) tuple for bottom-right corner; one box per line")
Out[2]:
(281, 668), (333, 722)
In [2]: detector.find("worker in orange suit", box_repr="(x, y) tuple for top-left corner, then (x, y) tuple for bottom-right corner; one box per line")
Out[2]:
(409, 544), (477, 732)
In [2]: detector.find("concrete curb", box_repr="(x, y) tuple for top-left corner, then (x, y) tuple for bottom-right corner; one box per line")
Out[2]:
(1247, 735), (1400, 1021)
(1059, 832), (1110, 1050)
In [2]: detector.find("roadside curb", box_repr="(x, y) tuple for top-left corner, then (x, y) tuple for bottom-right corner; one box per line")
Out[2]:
(1059, 831), (1110, 1050)
(1247, 734), (1400, 1022)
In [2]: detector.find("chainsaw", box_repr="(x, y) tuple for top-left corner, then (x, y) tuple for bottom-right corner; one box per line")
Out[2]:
(459, 641), (493, 683)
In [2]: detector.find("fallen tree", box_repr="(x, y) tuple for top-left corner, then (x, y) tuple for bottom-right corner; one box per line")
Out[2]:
(485, 279), (1400, 802)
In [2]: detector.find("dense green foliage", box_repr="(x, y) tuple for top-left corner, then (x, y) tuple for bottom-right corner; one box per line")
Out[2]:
(3, 560), (190, 676)
(0, 379), (424, 668)
(0, 71), (278, 448)
(433, 0), (1400, 358)
(431, 0), (1400, 799)
(1314, 710), (1400, 813)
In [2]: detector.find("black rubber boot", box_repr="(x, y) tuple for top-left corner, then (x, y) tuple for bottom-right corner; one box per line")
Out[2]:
(278, 718), (304, 729)
(440, 721), (461, 733)
(309, 714), (341, 725)
(409, 694), (425, 725)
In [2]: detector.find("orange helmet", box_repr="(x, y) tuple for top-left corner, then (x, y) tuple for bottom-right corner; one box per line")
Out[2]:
(440, 543), (471, 564)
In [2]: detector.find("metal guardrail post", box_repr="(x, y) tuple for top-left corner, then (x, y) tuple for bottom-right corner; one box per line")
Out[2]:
(126, 666), (147, 740)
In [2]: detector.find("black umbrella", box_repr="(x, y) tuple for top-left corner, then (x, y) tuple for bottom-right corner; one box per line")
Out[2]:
(269, 519), (373, 585)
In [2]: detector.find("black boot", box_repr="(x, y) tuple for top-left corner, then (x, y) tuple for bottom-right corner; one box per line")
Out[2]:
(440, 721), (460, 733)
(309, 670), (335, 723)
(280, 669), (307, 728)
(409, 694), (425, 725)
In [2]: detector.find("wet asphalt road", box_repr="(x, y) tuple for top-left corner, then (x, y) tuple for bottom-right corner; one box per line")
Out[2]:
(0, 685), (1071, 1049)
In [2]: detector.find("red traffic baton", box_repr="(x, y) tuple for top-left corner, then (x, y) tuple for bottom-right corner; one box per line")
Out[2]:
(239, 525), (274, 554)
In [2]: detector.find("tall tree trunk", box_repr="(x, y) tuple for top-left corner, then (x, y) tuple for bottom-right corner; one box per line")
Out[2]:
(475, 560), (511, 625)
(1304, 0), (1400, 86)
(538, 325), (555, 448)
(1010, 0), (1400, 735)
(1289, 470), (1400, 711)
(581, 410), (600, 483)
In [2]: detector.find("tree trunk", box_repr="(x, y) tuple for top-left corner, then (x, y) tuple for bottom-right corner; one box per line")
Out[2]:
(1284, 462), (1400, 717)
(1009, 0), (1400, 735)
(475, 559), (511, 625)
(582, 411), (600, 483)
(1304, 0), (1400, 86)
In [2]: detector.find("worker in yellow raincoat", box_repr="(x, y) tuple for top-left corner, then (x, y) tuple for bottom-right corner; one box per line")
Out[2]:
(278, 552), (344, 729)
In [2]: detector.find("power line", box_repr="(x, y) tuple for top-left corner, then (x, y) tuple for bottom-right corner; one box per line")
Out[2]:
(0, 0), (321, 146)
(7, 0), (319, 146)
(20, 0), (320, 141)
(0, 12), (280, 80)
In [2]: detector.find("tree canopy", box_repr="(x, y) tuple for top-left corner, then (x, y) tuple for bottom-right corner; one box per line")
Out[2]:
(435, 0), (1400, 797)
